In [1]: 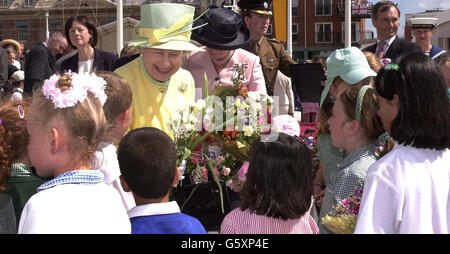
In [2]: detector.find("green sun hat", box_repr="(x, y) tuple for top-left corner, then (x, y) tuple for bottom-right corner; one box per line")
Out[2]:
(128, 3), (206, 52)
(320, 47), (377, 107)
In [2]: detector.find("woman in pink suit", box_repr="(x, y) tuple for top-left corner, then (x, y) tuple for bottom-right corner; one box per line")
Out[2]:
(184, 6), (266, 99)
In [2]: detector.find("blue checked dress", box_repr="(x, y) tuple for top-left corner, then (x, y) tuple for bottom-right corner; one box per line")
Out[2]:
(318, 143), (378, 234)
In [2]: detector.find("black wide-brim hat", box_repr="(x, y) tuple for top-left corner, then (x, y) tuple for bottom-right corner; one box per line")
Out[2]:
(191, 7), (250, 50)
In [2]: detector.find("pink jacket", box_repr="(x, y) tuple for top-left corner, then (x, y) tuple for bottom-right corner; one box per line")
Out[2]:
(184, 47), (267, 99)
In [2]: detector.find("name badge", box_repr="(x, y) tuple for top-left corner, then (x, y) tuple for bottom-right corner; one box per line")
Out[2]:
(267, 58), (275, 63)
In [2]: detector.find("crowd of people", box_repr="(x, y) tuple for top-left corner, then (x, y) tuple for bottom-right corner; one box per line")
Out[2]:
(0, 0), (449, 234)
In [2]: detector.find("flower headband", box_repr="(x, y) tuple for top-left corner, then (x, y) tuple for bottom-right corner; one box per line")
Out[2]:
(384, 63), (399, 71)
(42, 72), (107, 109)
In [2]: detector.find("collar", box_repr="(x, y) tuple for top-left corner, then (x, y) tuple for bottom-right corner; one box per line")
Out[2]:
(11, 163), (33, 177)
(37, 170), (104, 192)
(127, 201), (180, 218)
(378, 35), (396, 47)
(12, 87), (23, 93)
(337, 143), (376, 170)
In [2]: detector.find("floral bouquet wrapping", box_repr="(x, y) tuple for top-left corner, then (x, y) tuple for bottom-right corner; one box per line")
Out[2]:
(321, 185), (363, 234)
(169, 70), (272, 216)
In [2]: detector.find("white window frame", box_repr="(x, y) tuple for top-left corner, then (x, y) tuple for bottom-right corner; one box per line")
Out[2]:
(292, 0), (299, 17)
(24, 0), (34, 7)
(0, 0), (8, 8)
(292, 23), (298, 43)
(341, 22), (360, 43)
(17, 26), (28, 42)
(315, 0), (332, 16)
(315, 22), (333, 43)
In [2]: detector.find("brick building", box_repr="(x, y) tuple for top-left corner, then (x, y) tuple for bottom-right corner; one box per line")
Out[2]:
(289, 0), (373, 61)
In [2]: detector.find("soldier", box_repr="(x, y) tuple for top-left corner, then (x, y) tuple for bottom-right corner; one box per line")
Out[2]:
(410, 17), (446, 60)
(237, 0), (297, 97)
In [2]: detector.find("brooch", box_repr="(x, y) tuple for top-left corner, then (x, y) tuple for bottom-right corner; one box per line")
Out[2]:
(178, 82), (187, 93)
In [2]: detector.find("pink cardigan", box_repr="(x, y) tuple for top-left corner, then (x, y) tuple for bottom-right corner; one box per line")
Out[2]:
(184, 47), (267, 99)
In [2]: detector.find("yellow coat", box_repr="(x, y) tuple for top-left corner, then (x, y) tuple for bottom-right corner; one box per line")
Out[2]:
(115, 56), (195, 139)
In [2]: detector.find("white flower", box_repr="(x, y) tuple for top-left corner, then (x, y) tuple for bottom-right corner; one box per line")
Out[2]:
(196, 99), (206, 109)
(247, 91), (261, 102)
(244, 125), (254, 137)
(188, 114), (198, 124)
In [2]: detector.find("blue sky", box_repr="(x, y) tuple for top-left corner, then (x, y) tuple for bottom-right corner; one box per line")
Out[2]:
(365, 0), (450, 37)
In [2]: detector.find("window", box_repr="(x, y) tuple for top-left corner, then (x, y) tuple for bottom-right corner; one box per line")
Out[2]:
(315, 0), (332, 16)
(0, 0), (8, 8)
(292, 0), (298, 16)
(24, 0), (34, 7)
(316, 23), (332, 43)
(292, 23), (298, 43)
(17, 22), (28, 42)
(341, 22), (360, 42)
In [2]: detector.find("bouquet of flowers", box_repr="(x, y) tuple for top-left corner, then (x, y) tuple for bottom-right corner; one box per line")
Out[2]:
(169, 69), (272, 213)
(321, 184), (363, 234)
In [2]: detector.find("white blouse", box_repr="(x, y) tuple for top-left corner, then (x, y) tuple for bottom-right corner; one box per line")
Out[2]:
(78, 59), (94, 73)
(19, 181), (131, 234)
(354, 143), (450, 234)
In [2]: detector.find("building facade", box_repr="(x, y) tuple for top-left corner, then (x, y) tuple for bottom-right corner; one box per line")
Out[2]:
(0, 0), (373, 59)
(289, 0), (373, 62)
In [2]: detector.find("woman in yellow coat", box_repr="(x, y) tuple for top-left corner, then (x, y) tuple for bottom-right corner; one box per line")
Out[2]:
(115, 3), (204, 138)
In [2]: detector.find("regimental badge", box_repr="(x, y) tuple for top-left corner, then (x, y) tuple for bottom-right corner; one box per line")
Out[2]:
(178, 82), (187, 93)
(264, 1), (268, 9)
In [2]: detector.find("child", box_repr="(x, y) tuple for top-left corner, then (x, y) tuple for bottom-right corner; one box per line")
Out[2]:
(115, 3), (204, 138)
(355, 53), (450, 233)
(0, 100), (46, 231)
(220, 118), (318, 234)
(10, 70), (24, 102)
(318, 85), (384, 234)
(18, 72), (131, 233)
(118, 127), (207, 234)
(92, 71), (135, 211)
(314, 47), (377, 210)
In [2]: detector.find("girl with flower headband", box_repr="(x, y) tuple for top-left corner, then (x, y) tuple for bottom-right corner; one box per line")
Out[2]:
(0, 100), (45, 233)
(318, 85), (384, 234)
(355, 53), (450, 234)
(18, 72), (131, 233)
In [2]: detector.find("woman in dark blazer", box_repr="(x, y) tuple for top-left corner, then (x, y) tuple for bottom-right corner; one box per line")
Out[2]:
(60, 15), (117, 74)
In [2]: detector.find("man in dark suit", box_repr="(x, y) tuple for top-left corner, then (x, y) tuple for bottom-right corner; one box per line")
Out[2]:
(24, 32), (68, 95)
(363, 1), (421, 64)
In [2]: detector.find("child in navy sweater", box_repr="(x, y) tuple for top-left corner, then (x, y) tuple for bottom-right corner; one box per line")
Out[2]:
(118, 127), (207, 234)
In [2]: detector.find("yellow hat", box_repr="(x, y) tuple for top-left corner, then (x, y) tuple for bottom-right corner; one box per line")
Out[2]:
(1, 39), (20, 53)
(128, 3), (205, 52)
